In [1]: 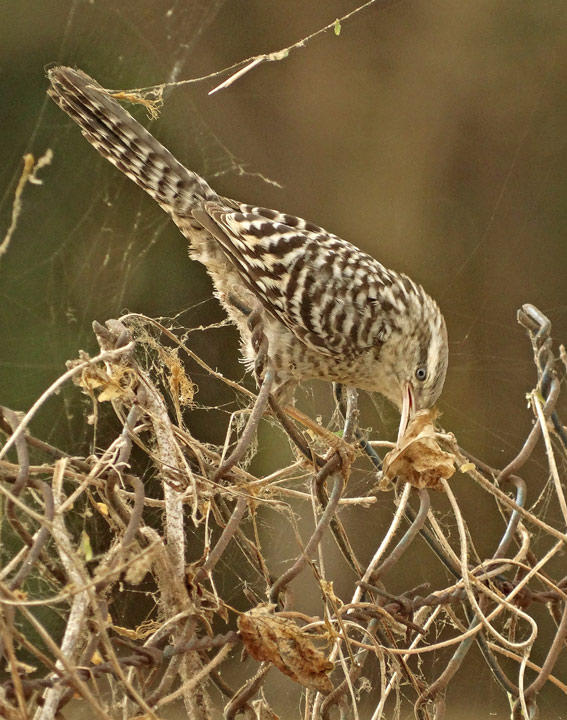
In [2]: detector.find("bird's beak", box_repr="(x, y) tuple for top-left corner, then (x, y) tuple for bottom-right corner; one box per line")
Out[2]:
(397, 382), (414, 445)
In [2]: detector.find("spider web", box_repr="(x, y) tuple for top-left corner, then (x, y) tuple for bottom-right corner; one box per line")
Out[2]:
(1, 2), (567, 718)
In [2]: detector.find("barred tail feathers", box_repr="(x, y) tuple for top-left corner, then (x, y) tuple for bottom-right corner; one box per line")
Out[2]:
(47, 66), (216, 217)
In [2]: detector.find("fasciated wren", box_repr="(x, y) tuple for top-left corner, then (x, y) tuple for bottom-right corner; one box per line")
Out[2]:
(47, 66), (448, 429)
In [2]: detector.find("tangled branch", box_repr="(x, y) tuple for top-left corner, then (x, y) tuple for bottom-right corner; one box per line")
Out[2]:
(0, 304), (565, 720)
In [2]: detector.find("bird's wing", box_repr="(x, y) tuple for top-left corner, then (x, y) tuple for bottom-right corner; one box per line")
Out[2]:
(193, 202), (405, 356)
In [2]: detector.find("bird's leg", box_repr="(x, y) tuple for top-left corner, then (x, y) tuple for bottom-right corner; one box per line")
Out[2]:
(268, 397), (324, 466)
(226, 292), (322, 465)
(281, 405), (355, 450)
(213, 303), (274, 482)
(228, 304), (362, 578)
(247, 303), (269, 388)
(225, 293), (269, 386)
(333, 383), (383, 470)
(268, 389), (360, 468)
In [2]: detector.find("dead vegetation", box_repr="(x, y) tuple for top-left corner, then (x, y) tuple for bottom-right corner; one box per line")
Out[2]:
(0, 303), (566, 720)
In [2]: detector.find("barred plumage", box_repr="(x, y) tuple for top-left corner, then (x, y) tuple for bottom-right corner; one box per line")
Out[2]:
(47, 66), (448, 420)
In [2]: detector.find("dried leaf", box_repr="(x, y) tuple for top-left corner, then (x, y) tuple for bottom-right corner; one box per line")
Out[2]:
(97, 384), (124, 402)
(238, 604), (333, 693)
(382, 410), (456, 489)
(72, 362), (137, 402)
(91, 650), (104, 665)
(460, 462), (475, 473)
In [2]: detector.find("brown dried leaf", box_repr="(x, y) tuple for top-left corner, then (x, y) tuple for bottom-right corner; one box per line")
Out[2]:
(237, 604), (333, 693)
(383, 410), (456, 490)
(71, 361), (137, 403)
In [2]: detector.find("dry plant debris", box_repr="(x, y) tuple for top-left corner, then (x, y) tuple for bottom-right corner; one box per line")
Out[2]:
(238, 604), (333, 694)
(382, 409), (456, 490)
(0, 304), (566, 720)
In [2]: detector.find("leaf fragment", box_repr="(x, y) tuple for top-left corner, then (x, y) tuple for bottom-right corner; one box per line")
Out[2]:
(238, 604), (333, 693)
(382, 410), (456, 490)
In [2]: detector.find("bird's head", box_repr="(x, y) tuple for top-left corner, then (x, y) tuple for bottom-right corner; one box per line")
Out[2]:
(379, 288), (448, 440)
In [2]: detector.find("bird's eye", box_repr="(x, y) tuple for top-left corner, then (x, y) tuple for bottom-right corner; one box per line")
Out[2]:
(415, 366), (427, 382)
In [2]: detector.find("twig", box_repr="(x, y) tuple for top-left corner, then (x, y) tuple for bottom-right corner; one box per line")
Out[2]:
(0, 344), (135, 462)
(207, 0), (382, 95)
(0, 150), (52, 259)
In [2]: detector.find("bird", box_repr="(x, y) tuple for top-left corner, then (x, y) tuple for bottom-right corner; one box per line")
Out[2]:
(47, 66), (448, 431)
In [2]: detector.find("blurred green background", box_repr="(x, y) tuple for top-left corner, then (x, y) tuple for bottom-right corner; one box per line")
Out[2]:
(1, 1), (567, 717)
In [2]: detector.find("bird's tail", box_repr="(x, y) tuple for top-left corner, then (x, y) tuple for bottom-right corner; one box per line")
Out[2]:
(47, 66), (217, 217)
